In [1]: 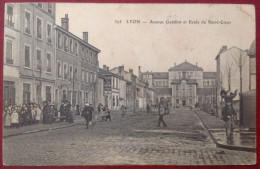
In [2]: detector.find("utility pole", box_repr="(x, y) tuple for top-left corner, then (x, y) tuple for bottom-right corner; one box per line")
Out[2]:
(133, 76), (137, 114)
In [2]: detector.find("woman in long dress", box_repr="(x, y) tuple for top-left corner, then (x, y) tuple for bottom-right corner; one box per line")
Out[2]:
(4, 107), (12, 128)
(11, 107), (19, 128)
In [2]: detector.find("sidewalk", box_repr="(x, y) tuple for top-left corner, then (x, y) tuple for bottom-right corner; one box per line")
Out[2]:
(3, 115), (85, 138)
(195, 109), (256, 152)
(3, 109), (132, 138)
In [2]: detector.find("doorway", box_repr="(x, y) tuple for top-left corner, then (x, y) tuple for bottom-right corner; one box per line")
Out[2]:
(182, 100), (186, 106)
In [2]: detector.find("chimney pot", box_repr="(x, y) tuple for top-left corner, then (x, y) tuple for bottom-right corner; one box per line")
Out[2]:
(129, 69), (133, 74)
(83, 32), (88, 43)
(61, 14), (69, 31)
(103, 65), (106, 70)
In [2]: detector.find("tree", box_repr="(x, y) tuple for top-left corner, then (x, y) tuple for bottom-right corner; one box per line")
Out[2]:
(222, 56), (237, 91)
(230, 48), (248, 93)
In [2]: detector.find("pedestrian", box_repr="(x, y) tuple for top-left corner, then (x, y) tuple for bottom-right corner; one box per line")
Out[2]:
(81, 103), (90, 129)
(157, 104), (167, 127)
(146, 104), (150, 115)
(11, 106), (19, 128)
(76, 105), (80, 115)
(35, 104), (41, 124)
(4, 106), (12, 128)
(89, 103), (94, 123)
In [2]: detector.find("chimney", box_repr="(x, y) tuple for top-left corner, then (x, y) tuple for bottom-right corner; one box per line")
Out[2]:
(220, 45), (227, 53)
(61, 14), (69, 31)
(138, 66), (141, 77)
(107, 66), (109, 71)
(129, 69), (133, 74)
(83, 32), (88, 43)
(103, 65), (106, 70)
(196, 62), (198, 66)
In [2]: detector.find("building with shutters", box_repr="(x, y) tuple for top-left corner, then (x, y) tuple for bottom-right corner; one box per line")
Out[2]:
(139, 61), (217, 107)
(4, 3), (56, 106)
(54, 14), (100, 109)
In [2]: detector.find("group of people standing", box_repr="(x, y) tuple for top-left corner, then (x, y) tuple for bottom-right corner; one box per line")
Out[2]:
(3, 103), (42, 128)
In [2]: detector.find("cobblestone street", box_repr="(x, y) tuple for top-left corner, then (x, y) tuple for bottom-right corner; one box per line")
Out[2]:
(3, 107), (256, 166)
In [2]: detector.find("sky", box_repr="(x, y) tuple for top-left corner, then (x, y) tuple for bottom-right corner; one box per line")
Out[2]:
(56, 3), (255, 74)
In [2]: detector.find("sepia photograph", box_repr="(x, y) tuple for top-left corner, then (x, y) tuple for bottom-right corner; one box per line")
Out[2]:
(2, 3), (256, 166)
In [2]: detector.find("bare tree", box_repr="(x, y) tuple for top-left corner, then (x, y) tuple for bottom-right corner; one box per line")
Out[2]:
(222, 55), (237, 91)
(230, 48), (248, 93)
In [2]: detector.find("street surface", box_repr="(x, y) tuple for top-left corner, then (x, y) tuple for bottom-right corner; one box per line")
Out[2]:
(3, 107), (256, 166)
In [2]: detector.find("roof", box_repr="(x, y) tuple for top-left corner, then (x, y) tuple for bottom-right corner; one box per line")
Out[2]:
(248, 40), (256, 57)
(152, 72), (169, 79)
(171, 78), (198, 84)
(98, 68), (121, 78)
(203, 72), (217, 79)
(55, 25), (101, 53)
(154, 88), (172, 95)
(168, 61), (203, 71)
(215, 46), (246, 60)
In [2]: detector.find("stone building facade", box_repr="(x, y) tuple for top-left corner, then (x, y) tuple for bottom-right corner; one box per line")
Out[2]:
(54, 14), (100, 109)
(4, 3), (56, 106)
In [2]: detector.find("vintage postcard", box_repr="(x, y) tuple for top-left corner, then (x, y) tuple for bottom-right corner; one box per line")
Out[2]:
(2, 3), (256, 166)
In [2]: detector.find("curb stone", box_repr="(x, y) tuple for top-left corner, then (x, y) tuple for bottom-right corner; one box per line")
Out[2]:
(194, 110), (256, 153)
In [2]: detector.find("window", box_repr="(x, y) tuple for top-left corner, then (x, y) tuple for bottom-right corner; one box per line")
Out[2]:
(189, 84), (192, 90)
(74, 42), (78, 55)
(25, 11), (31, 34)
(85, 71), (88, 82)
(176, 99), (179, 104)
(81, 69), (85, 82)
(63, 90), (67, 101)
(36, 17), (42, 39)
(6, 41), (13, 64)
(190, 72), (193, 77)
(24, 45), (30, 68)
(46, 23), (52, 43)
(36, 49), (41, 70)
(23, 83), (31, 104)
(57, 32), (62, 49)
(63, 63), (68, 79)
(64, 36), (68, 52)
(46, 53), (51, 72)
(74, 67), (78, 81)
(57, 61), (61, 78)
(86, 50), (89, 62)
(70, 39), (73, 53)
(6, 5), (14, 27)
(3, 81), (15, 106)
(37, 3), (43, 8)
(116, 96), (119, 106)
(47, 3), (52, 14)
(189, 99), (192, 104)
(90, 52), (92, 64)
(69, 65), (73, 80)
(113, 96), (115, 106)
(46, 86), (51, 102)
(36, 85), (41, 103)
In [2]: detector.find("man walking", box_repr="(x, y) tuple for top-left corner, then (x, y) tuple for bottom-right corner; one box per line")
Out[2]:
(146, 103), (150, 115)
(157, 104), (167, 127)
(82, 103), (90, 129)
